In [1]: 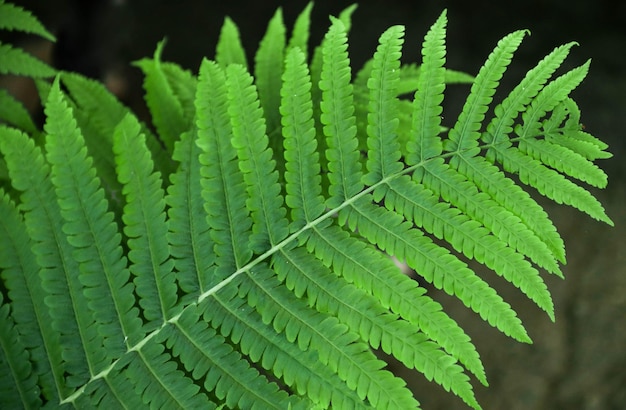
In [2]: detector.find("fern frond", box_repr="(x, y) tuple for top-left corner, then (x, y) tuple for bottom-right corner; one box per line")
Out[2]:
(287, 2), (313, 59)
(216, 17), (248, 69)
(0, 187), (57, 402)
(0, 1), (55, 41)
(0, 89), (37, 134)
(113, 114), (177, 325)
(445, 30), (527, 156)
(363, 25), (404, 186)
(482, 42), (577, 148)
(281, 47), (325, 228)
(320, 18), (363, 208)
(133, 40), (187, 154)
(225, 63), (289, 250)
(254, 7), (286, 140)
(516, 60), (590, 140)
(195, 59), (252, 277)
(406, 11), (447, 167)
(166, 128), (214, 296)
(0, 294), (41, 409)
(0, 126), (90, 393)
(44, 78), (143, 353)
(0, 43), (55, 77)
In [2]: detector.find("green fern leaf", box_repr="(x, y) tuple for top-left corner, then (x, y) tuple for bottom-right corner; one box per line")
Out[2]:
(281, 46), (325, 227)
(166, 128), (214, 296)
(216, 17), (248, 69)
(320, 18), (363, 208)
(0, 126), (91, 393)
(254, 7), (286, 140)
(0, 42), (55, 77)
(225, 63), (290, 250)
(445, 30), (527, 156)
(44, 78), (143, 353)
(195, 59), (252, 276)
(134, 40), (187, 154)
(286, 2), (313, 59)
(113, 114), (178, 325)
(0, 89), (37, 133)
(406, 11), (447, 167)
(0, 293), (41, 409)
(363, 25), (405, 186)
(0, 1), (55, 41)
(0, 187), (58, 402)
(0, 4), (614, 408)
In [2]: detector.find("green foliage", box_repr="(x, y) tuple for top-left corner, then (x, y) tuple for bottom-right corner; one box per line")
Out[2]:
(0, 2), (613, 409)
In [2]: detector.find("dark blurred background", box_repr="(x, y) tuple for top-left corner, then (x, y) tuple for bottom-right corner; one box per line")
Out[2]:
(4, 0), (625, 408)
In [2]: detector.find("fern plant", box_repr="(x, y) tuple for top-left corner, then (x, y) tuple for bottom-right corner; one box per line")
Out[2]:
(0, 2), (613, 409)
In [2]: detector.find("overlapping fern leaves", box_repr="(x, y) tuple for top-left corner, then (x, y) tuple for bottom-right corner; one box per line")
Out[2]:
(0, 2), (613, 409)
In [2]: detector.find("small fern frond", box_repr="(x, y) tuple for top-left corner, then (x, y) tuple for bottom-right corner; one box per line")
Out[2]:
(195, 59), (252, 276)
(287, 2), (313, 59)
(363, 25), (405, 186)
(0, 1), (55, 41)
(226, 63), (290, 249)
(44, 78), (142, 351)
(134, 40), (188, 154)
(0, 187), (57, 402)
(0, 43), (55, 77)
(445, 30), (527, 156)
(254, 7), (286, 140)
(516, 60), (590, 140)
(0, 293), (41, 409)
(320, 18), (363, 208)
(216, 17), (248, 69)
(482, 42), (577, 148)
(166, 128), (214, 296)
(0, 125), (89, 394)
(406, 10), (447, 167)
(281, 47), (325, 228)
(113, 114), (178, 325)
(0, 89), (37, 133)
